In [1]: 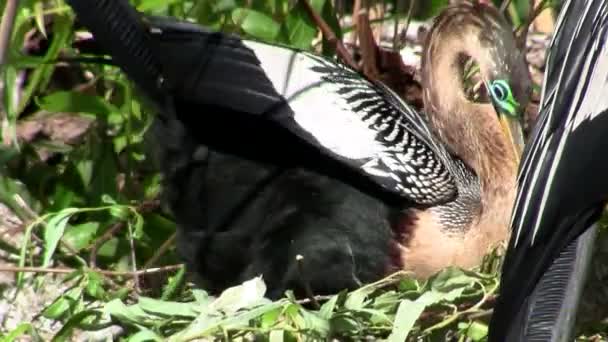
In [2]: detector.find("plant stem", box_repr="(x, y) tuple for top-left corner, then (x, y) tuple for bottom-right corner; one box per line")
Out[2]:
(0, 0), (18, 69)
(300, 0), (358, 70)
(0, 0), (19, 145)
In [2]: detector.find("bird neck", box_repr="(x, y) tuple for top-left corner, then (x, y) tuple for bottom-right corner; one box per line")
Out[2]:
(420, 6), (520, 202)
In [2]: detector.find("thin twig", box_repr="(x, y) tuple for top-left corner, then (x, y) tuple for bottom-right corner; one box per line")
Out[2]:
(0, 264), (183, 276)
(0, 0), (19, 145)
(296, 294), (334, 305)
(401, 0), (415, 51)
(358, 11), (380, 80)
(128, 223), (140, 292)
(516, 0), (549, 48)
(300, 0), (358, 70)
(89, 221), (126, 268)
(88, 199), (160, 268)
(500, 0), (513, 13)
(466, 309), (494, 320)
(143, 232), (176, 269)
(392, 0), (403, 50)
(14, 194), (81, 257)
(352, 0), (361, 46)
(0, 0), (18, 67)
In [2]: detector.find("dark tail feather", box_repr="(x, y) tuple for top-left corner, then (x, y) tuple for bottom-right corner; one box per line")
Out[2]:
(66, 0), (167, 109)
(495, 226), (597, 342)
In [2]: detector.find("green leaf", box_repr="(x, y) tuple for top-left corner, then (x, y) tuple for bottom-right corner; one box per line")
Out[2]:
(36, 91), (120, 117)
(466, 321), (489, 341)
(260, 306), (282, 329)
(284, 0), (325, 50)
(17, 14), (73, 115)
(372, 290), (400, 310)
(89, 143), (119, 204)
(209, 276), (269, 314)
(387, 298), (423, 342)
(63, 222), (99, 251)
(43, 297), (72, 319)
(430, 267), (476, 292)
(43, 208), (79, 267)
(42, 287), (84, 320)
(33, 2), (47, 38)
(212, 0), (238, 13)
(398, 277), (420, 292)
(330, 314), (360, 335)
(2, 65), (18, 144)
(412, 0), (450, 20)
(344, 286), (373, 310)
(104, 298), (156, 324)
(161, 266), (186, 300)
(137, 296), (198, 318)
(109, 205), (130, 220)
(1, 323), (35, 342)
(301, 309), (330, 336)
(388, 285), (468, 342)
(136, 0), (182, 12)
(232, 8), (280, 41)
(175, 300), (287, 341)
(85, 271), (106, 300)
(49, 183), (80, 212)
(130, 211), (145, 239)
(51, 310), (102, 342)
(0, 173), (38, 219)
(126, 329), (164, 342)
(355, 308), (393, 324)
(97, 238), (119, 259)
(318, 294), (338, 319)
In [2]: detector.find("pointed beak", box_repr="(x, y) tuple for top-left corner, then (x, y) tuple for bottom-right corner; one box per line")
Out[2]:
(484, 80), (525, 163)
(499, 114), (525, 164)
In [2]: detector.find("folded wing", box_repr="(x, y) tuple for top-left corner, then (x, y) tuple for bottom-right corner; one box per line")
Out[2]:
(66, 0), (458, 206)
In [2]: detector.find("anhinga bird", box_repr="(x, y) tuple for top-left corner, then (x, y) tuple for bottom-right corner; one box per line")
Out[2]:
(64, 0), (531, 298)
(488, 0), (608, 341)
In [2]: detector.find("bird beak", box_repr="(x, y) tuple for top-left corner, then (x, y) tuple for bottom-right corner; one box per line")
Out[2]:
(484, 80), (525, 164)
(499, 114), (525, 164)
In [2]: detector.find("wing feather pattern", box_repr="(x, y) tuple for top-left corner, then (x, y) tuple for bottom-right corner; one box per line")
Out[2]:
(67, 0), (459, 205)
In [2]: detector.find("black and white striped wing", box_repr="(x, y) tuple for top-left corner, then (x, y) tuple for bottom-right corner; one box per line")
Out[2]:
(251, 44), (457, 202)
(66, 0), (459, 206)
(490, 0), (608, 338)
(147, 18), (458, 205)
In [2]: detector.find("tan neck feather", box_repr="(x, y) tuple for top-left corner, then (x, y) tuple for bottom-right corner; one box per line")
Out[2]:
(421, 11), (518, 202)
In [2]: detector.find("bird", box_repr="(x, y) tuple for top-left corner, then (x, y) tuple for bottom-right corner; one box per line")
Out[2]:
(488, 0), (608, 341)
(64, 0), (531, 299)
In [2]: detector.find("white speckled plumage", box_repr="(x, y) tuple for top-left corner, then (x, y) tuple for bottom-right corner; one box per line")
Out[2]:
(239, 40), (458, 205)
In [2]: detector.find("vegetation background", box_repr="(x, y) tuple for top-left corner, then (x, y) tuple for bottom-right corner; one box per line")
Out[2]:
(0, 0), (606, 341)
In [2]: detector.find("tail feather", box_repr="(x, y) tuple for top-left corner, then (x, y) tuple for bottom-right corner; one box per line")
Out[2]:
(489, 0), (608, 340)
(66, 0), (166, 106)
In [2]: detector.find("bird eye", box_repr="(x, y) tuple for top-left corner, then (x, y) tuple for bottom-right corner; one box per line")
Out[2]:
(488, 79), (520, 117)
(491, 81), (508, 101)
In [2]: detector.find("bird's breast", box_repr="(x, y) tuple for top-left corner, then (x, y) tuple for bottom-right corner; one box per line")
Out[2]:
(393, 207), (507, 278)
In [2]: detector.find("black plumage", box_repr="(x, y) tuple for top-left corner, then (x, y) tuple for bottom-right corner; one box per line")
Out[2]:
(488, 0), (608, 340)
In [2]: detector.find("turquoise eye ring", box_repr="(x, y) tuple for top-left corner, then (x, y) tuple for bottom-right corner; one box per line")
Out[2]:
(488, 79), (520, 117)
